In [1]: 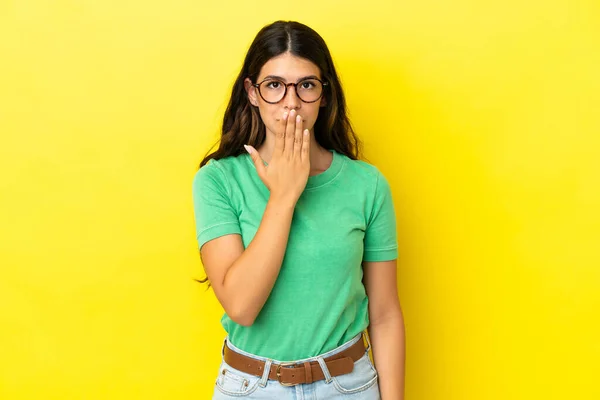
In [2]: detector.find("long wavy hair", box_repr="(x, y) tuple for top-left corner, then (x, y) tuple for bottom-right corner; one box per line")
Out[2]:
(196, 20), (363, 287)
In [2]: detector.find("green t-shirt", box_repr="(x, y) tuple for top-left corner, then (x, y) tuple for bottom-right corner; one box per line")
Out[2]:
(192, 149), (398, 361)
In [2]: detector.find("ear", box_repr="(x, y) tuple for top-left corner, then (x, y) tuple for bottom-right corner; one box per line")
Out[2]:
(244, 78), (259, 107)
(320, 96), (327, 107)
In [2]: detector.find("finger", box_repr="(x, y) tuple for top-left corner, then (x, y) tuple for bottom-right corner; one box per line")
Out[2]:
(301, 128), (310, 162)
(244, 145), (266, 179)
(284, 109), (296, 157)
(293, 113), (303, 158)
(274, 111), (287, 155)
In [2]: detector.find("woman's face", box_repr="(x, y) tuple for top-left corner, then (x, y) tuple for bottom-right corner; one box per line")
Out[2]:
(244, 52), (326, 137)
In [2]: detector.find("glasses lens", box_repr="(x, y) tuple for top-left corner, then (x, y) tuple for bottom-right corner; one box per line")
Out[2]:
(296, 79), (323, 103)
(259, 80), (286, 103)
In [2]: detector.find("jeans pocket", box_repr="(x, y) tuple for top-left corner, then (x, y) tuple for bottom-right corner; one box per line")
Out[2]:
(331, 350), (379, 395)
(215, 360), (261, 397)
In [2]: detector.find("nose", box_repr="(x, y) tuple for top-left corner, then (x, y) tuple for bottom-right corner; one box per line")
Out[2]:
(282, 83), (301, 111)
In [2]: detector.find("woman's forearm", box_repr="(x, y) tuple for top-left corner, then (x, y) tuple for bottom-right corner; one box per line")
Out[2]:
(368, 310), (406, 400)
(222, 195), (296, 326)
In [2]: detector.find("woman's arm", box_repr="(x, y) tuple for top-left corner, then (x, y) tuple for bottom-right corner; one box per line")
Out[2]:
(363, 259), (406, 400)
(200, 109), (311, 327)
(200, 195), (296, 326)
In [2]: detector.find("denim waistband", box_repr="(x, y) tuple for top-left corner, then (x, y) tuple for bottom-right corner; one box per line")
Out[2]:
(222, 330), (370, 364)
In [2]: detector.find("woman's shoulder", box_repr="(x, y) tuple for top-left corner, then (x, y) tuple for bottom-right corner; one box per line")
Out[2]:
(193, 153), (248, 189)
(337, 151), (386, 183)
(195, 153), (248, 176)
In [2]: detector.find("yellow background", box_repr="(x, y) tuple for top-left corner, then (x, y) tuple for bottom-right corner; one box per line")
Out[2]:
(1, 1), (599, 399)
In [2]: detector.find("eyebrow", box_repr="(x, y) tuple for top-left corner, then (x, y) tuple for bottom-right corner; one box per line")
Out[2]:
(262, 75), (320, 82)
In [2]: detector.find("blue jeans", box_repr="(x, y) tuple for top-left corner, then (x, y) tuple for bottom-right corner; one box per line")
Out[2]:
(212, 331), (381, 399)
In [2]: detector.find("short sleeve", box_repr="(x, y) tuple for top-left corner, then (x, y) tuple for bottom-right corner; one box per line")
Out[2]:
(363, 170), (398, 262)
(192, 162), (242, 250)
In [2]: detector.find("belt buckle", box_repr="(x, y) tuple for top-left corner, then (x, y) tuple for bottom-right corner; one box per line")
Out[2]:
(275, 362), (298, 386)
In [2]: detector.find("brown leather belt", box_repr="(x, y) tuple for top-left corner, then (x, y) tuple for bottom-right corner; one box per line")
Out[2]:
(223, 335), (367, 386)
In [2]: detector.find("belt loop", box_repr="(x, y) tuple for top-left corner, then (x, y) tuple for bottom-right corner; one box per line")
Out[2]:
(363, 330), (372, 353)
(259, 359), (272, 388)
(316, 357), (333, 384)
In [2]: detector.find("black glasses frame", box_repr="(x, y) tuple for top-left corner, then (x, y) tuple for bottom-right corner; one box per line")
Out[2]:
(252, 78), (329, 104)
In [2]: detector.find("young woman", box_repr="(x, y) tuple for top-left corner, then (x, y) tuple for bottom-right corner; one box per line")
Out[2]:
(192, 20), (405, 399)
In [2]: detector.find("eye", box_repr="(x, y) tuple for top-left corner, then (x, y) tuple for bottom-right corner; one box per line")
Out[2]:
(300, 81), (315, 89)
(266, 81), (283, 89)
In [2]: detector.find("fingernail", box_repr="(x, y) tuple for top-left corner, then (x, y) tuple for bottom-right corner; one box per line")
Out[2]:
(296, 115), (301, 122)
(283, 112), (288, 119)
(304, 129), (309, 135)
(243, 145), (253, 154)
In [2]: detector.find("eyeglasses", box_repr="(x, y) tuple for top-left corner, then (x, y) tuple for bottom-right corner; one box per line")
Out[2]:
(252, 77), (328, 104)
